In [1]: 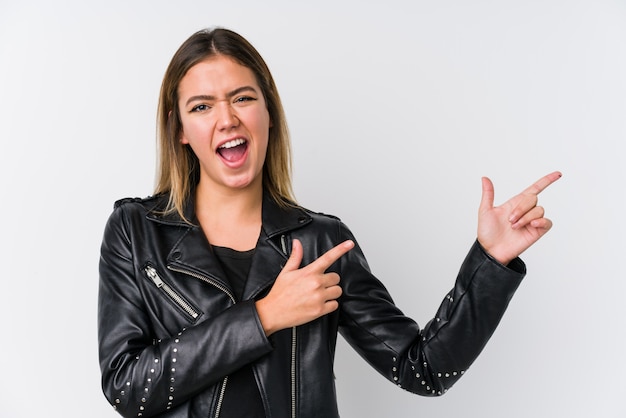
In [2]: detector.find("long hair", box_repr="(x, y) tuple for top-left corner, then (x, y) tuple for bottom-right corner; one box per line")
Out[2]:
(155, 28), (295, 221)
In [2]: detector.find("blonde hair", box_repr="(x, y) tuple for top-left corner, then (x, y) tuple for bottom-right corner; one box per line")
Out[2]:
(155, 28), (295, 221)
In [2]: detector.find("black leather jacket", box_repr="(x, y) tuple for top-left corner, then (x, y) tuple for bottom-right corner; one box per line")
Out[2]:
(98, 192), (526, 418)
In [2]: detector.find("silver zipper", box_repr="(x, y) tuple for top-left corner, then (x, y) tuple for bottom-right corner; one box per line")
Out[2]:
(291, 326), (297, 418)
(214, 376), (228, 418)
(144, 265), (199, 319)
(168, 266), (236, 304)
(167, 265), (235, 418)
(280, 234), (297, 418)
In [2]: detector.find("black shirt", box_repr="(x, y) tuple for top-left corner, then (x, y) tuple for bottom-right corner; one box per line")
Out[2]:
(212, 245), (265, 417)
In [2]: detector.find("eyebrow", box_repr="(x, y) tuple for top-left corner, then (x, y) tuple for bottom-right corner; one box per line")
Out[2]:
(184, 86), (258, 107)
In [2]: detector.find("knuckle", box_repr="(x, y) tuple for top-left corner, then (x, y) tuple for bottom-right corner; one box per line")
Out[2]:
(324, 252), (339, 266)
(313, 302), (326, 317)
(327, 272), (340, 283)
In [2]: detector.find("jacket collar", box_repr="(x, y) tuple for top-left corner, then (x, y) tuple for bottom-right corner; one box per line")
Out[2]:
(145, 190), (312, 235)
(146, 190), (312, 300)
(260, 193), (312, 238)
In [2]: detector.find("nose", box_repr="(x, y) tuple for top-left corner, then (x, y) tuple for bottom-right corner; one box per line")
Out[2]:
(215, 101), (239, 131)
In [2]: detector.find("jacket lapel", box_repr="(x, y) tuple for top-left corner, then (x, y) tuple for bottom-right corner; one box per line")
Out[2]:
(145, 194), (233, 294)
(242, 194), (312, 300)
(166, 225), (233, 295)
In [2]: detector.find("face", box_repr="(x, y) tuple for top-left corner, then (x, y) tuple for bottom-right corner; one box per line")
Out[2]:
(178, 55), (270, 193)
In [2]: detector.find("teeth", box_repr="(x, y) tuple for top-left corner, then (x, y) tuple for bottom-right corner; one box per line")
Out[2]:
(219, 138), (246, 149)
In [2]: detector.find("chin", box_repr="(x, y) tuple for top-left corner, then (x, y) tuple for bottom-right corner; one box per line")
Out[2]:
(223, 176), (259, 190)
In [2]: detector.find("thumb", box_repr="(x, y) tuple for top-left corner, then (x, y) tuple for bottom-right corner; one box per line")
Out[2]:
(282, 238), (303, 271)
(479, 176), (495, 213)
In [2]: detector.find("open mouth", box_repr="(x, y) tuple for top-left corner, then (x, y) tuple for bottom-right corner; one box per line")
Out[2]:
(217, 138), (248, 162)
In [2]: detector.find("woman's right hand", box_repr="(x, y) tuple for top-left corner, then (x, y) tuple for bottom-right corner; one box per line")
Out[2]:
(255, 239), (354, 336)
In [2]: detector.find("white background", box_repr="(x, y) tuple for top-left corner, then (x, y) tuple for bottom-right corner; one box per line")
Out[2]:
(1, 1), (625, 417)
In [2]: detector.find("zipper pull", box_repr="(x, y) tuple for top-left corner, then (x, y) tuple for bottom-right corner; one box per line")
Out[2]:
(145, 266), (164, 288)
(280, 234), (289, 256)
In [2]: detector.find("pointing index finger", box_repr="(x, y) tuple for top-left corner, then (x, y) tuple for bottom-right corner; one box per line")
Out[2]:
(523, 171), (562, 195)
(308, 240), (355, 272)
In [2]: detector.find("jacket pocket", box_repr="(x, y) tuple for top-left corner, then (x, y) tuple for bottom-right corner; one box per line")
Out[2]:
(143, 263), (201, 321)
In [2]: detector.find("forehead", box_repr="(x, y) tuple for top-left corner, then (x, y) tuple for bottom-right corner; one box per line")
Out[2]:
(179, 55), (259, 95)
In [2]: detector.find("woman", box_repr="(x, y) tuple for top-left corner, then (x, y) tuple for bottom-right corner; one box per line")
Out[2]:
(98, 27), (561, 418)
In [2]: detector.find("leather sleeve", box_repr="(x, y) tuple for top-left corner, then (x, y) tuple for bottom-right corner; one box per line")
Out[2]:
(97, 205), (273, 417)
(336, 221), (525, 396)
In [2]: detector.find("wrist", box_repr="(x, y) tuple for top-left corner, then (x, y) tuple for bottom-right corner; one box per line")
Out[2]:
(477, 240), (514, 266)
(255, 298), (278, 337)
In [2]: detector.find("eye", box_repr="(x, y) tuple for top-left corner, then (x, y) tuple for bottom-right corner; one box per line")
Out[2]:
(234, 96), (256, 104)
(190, 104), (210, 113)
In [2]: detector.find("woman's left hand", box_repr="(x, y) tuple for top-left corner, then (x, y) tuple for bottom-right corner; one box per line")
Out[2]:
(477, 171), (562, 265)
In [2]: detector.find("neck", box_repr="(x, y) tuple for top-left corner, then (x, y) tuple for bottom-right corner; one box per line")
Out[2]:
(196, 180), (262, 218)
(194, 178), (263, 250)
